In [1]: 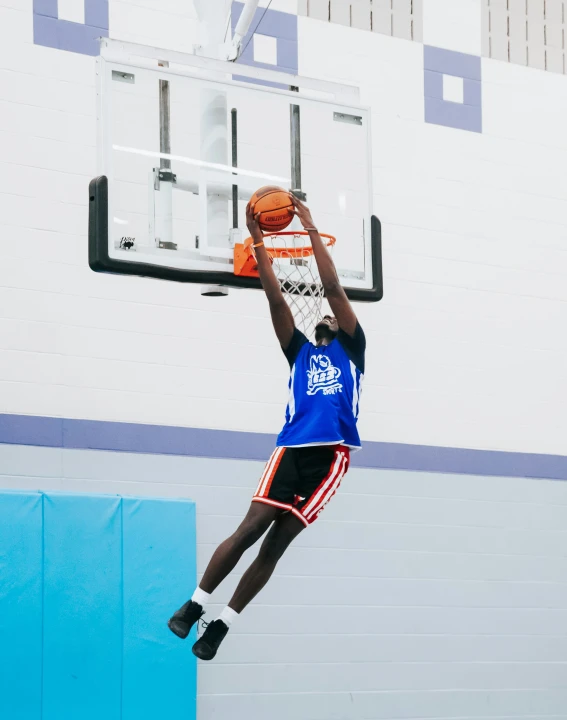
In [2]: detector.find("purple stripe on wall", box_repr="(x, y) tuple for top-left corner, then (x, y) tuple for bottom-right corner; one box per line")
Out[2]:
(356, 441), (567, 481)
(62, 419), (276, 462)
(1, 414), (566, 481)
(0, 414), (63, 449)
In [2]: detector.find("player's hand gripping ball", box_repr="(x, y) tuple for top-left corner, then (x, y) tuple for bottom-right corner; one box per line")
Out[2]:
(249, 186), (294, 232)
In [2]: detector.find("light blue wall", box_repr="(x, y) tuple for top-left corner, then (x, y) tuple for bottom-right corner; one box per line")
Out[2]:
(2, 439), (567, 720)
(0, 488), (197, 720)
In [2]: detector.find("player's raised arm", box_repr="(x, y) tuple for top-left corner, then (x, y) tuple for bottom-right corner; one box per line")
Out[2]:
(246, 201), (295, 350)
(290, 195), (358, 337)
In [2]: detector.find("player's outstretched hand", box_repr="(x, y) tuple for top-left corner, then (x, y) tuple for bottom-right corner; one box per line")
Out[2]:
(290, 194), (317, 232)
(246, 202), (264, 242)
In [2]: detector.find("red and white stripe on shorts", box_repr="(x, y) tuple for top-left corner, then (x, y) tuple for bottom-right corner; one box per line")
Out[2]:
(254, 447), (286, 500)
(300, 446), (349, 525)
(253, 445), (350, 527)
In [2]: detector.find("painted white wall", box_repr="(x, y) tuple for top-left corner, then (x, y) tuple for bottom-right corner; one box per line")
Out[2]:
(1, 1), (567, 457)
(423, 0), (482, 55)
(3, 442), (567, 719)
(111, 0), (198, 52)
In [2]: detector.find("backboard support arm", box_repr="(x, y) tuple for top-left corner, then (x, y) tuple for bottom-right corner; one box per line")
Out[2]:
(226, 0), (261, 61)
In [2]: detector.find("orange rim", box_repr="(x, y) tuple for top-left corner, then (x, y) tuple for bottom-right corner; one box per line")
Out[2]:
(245, 231), (336, 259)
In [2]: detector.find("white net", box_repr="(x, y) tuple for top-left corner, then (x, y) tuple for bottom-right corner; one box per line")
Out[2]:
(263, 232), (334, 339)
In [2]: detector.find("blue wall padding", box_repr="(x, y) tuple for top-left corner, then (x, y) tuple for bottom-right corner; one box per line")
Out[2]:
(42, 494), (123, 720)
(0, 492), (43, 719)
(0, 491), (197, 720)
(122, 498), (197, 720)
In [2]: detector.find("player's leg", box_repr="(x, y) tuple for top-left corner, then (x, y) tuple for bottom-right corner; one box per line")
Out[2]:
(220, 445), (349, 612)
(229, 511), (304, 612)
(192, 512), (304, 660)
(169, 447), (295, 639)
(200, 501), (280, 592)
(191, 447), (351, 658)
(168, 502), (278, 639)
(190, 447), (300, 658)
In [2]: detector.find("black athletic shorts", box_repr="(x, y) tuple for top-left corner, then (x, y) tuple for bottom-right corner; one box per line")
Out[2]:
(252, 445), (350, 526)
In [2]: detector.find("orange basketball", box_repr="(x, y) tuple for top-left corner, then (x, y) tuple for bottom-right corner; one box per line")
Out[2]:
(250, 186), (294, 232)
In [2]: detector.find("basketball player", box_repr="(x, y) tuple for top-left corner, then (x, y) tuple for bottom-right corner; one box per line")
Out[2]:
(168, 194), (365, 660)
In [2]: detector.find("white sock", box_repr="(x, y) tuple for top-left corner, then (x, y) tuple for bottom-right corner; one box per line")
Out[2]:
(219, 607), (239, 627)
(191, 587), (211, 608)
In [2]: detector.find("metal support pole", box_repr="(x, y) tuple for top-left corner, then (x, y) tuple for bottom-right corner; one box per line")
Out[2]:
(155, 61), (174, 247)
(159, 74), (171, 170)
(200, 88), (229, 251)
(290, 104), (306, 200)
(226, 0), (261, 60)
(231, 108), (238, 229)
(192, 0), (237, 293)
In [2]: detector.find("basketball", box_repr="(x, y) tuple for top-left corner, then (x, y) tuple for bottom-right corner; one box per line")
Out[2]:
(250, 186), (294, 232)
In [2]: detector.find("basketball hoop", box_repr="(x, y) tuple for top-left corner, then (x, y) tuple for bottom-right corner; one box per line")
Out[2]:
(234, 231), (337, 338)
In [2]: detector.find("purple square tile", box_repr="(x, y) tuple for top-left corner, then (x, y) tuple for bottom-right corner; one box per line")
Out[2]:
(231, 0), (298, 87)
(57, 20), (107, 56)
(424, 46), (482, 133)
(464, 78), (482, 107)
(277, 38), (298, 73)
(424, 45), (481, 81)
(424, 70), (443, 99)
(33, 0), (58, 18)
(425, 97), (482, 133)
(33, 0), (109, 55)
(33, 12), (59, 47)
(233, 74), (291, 91)
(232, 1), (298, 41)
(85, 0), (109, 32)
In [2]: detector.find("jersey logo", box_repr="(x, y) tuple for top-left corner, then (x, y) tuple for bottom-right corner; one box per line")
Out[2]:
(307, 355), (343, 396)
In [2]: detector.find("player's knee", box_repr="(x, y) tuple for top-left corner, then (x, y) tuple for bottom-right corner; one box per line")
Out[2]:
(233, 518), (269, 550)
(259, 533), (289, 564)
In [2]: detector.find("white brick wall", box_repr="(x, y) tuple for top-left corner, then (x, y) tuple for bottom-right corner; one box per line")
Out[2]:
(1, 3), (567, 457)
(110, 0), (198, 52)
(299, 18), (567, 455)
(3, 8), (567, 719)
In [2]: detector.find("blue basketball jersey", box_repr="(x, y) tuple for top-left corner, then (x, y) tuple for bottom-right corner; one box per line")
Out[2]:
(277, 323), (365, 451)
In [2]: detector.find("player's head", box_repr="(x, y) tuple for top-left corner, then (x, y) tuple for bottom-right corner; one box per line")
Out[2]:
(315, 315), (338, 345)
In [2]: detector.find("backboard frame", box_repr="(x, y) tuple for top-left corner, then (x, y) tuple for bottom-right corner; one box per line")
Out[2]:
(90, 175), (383, 301)
(89, 39), (383, 302)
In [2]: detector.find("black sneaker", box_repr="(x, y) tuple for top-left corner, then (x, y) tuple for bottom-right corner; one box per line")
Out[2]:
(192, 619), (229, 661)
(168, 600), (204, 640)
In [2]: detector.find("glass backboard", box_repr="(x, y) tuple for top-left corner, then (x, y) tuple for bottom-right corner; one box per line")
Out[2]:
(90, 40), (382, 302)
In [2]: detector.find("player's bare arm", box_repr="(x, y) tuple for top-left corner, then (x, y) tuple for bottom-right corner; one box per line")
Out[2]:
(246, 201), (295, 350)
(290, 194), (358, 338)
